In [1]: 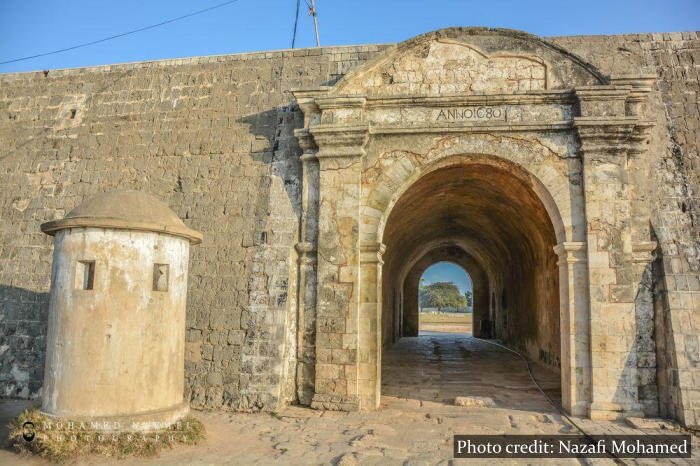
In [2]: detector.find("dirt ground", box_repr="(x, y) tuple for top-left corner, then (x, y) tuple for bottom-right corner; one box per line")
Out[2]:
(1, 329), (696, 465)
(420, 312), (473, 334)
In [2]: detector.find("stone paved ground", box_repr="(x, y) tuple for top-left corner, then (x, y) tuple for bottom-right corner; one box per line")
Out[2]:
(1, 332), (696, 465)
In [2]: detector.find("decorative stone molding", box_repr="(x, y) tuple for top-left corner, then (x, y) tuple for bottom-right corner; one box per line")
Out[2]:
(360, 242), (386, 265)
(315, 96), (367, 126)
(316, 96), (367, 110)
(291, 87), (329, 127)
(573, 117), (639, 155)
(628, 122), (654, 158)
(632, 241), (658, 264)
(610, 75), (656, 117)
(553, 241), (587, 266)
(573, 83), (655, 158)
(370, 120), (574, 135)
(294, 128), (318, 153)
(364, 90), (577, 108)
(295, 241), (317, 265)
(309, 124), (369, 159)
(300, 152), (318, 164)
(575, 85), (631, 118)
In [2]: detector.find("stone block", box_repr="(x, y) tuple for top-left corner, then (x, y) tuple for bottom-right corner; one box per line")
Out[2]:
(454, 396), (496, 408)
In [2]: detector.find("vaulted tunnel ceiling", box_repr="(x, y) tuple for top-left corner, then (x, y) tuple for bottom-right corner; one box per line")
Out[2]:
(382, 162), (558, 279)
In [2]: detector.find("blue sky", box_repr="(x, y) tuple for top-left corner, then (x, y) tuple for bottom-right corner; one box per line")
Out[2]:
(421, 262), (472, 295)
(1, 0), (699, 73)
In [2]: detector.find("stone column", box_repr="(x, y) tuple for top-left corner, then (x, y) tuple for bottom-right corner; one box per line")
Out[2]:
(554, 241), (590, 417)
(359, 241), (385, 409)
(574, 85), (646, 419)
(308, 123), (368, 411)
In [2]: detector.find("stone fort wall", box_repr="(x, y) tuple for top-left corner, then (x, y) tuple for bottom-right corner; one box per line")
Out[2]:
(0, 31), (697, 418)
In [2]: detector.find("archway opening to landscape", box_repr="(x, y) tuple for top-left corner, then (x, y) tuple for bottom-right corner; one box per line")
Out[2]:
(418, 262), (473, 335)
(379, 158), (563, 408)
(405, 260), (474, 336)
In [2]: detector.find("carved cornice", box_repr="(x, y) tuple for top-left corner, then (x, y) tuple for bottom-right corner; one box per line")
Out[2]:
(365, 90), (577, 108)
(611, 75), (656, 117)
(574, 117), (654, 156)
(610, 75), (655, 101)
(309, 124), (369, 159)
(300, 153), (318, 163)
(574, 86), (631, 101)
(371, 120), (573, 135)
(574, 117), (635, 154)
(290, 87), (331, 100)
(316, 96), (367, 110)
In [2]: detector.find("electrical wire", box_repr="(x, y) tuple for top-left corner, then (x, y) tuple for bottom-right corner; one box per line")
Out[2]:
(0, 0), (244, 66)
(479, 338), (628, 465)
(291, 0), (301, 48)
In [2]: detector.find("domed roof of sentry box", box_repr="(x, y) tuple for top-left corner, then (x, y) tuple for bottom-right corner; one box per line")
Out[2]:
(41, 190), (203, 244)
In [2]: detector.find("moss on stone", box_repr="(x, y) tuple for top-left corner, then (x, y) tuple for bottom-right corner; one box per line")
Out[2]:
(6, 409), (205, 462)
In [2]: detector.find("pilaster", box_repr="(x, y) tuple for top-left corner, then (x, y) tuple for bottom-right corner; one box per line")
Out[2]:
(554, 241), (590, 416)
(359, 241), (385, 409)
(574, 83), (650, 419)
(307, 122), (369, 411)
(293, 128), (320, 405)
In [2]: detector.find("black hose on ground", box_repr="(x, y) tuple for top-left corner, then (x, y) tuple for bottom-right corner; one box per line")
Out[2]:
(478, 338), (628, 466)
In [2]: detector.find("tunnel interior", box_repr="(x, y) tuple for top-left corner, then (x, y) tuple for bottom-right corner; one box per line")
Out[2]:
(381, 159), (562, 376)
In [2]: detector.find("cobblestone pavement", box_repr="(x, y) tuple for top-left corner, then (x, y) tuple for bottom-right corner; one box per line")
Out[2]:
(1, 333), (696, 465)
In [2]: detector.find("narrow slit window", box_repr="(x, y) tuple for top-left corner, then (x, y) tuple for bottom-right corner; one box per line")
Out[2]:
(76, 261), (95, 290)
(153, 264), (169, 292)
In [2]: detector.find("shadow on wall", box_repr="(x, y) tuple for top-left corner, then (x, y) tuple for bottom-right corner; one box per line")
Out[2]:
(185, 105), (307, 410)
(238, 106), (304, 220)
(610, 259), (656, 418)
(650, 239), (686, 423)
(0, 285), (48, 399)
(610, 235), (678, 421)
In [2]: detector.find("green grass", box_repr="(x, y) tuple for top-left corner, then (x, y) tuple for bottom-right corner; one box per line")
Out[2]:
(6, 408), (205, 462)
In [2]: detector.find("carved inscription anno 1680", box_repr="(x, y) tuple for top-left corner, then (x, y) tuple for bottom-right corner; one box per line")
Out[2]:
(434, 106), (506, 121)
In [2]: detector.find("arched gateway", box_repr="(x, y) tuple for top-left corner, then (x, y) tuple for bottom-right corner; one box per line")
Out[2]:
(291, 28), (657, 421)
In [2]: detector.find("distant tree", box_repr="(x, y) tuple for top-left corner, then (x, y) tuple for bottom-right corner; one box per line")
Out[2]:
(419, 281), (467, 311)
(465, 290), (473, 309)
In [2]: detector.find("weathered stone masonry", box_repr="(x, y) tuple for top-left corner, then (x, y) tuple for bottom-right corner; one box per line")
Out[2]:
(0, 28), (698, 426)
(0, 43), (391, 411)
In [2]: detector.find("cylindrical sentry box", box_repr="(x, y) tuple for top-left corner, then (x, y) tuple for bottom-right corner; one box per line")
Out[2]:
(40, 191), (202, 430)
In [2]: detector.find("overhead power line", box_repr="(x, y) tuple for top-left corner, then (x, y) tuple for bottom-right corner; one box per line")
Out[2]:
(0, 0), (244, 66)
(292, 0), (301, 48)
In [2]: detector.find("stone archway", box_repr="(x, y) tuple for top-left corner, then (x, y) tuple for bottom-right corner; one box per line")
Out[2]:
(292, 28), (656, 421)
